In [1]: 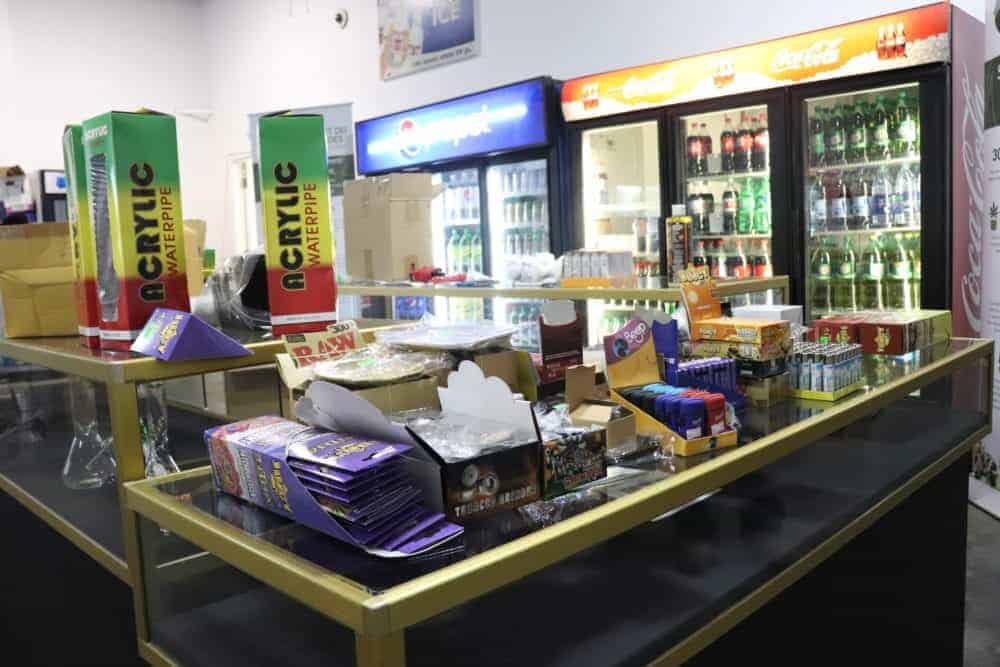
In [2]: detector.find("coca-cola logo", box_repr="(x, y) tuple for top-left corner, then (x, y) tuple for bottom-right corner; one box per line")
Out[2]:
(772, 38), (843, 73)
(960, 61), (985, 335)
(622, 70), (675, 100)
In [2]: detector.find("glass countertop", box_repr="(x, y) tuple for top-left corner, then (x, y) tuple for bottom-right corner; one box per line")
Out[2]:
(144, 338), (986, 595)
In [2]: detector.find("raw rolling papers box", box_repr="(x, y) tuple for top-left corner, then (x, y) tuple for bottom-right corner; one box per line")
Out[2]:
(81, 110), (190, 350)
(62, 125), (100, 348)
(259, 113), (337, 336)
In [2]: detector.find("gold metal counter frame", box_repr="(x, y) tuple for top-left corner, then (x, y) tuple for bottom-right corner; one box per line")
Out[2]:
(123, 337), (993, 667)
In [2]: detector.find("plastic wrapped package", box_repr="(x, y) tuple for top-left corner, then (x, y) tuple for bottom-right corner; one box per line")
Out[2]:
(312, 344), (453, 388)
(397, 408), (535, 463)
(375, 316), (516, 351)
(197, 250), (271, 332)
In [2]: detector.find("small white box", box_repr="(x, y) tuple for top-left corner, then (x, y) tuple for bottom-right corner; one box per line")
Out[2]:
(732, 304), (803, 326)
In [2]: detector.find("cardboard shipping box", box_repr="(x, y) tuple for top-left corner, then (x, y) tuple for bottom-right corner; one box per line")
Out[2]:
(344, 174), (434, 281)
(0, 223), (76, 338)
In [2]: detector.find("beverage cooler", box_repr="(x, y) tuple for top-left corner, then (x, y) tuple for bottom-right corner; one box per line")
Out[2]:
(792, 70), (945, 320)
(355, 77), (567, 346)
(562, 2), (980, 335)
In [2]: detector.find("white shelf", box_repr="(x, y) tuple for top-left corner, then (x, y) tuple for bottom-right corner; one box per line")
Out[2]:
(808, 155), (919, 176)
(810, 225), (921, 238)
(685, 168), (770, 182)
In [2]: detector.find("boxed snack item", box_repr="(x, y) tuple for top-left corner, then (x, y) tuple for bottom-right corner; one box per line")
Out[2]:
(62, 125), (100, 348)
(0, 223), (76, 338)
(812, 310), (952, 354)
(541, 427), (607, 499)
(395, 361), (542, 522)
(732, 304), (803, 326)
(604, 317), (738, 456)
(691, 317), (789, 346)
(206, 412), (462, 557)
(259, 113), (337, 336)
(690, 338), (788, 362)
(344, 174), (434, 281)
(810, 317), (860, 345)
(81, 109), (190, 350)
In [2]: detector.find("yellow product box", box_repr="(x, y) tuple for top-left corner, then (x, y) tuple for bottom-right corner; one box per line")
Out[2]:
(690, 338), (790, 362)
(690, 317), (790, 346)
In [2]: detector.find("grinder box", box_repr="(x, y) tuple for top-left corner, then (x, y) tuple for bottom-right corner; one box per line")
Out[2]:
(259, 113), (337, 336)
(81, 110), (190, 350)
(62, 125), (100, 348)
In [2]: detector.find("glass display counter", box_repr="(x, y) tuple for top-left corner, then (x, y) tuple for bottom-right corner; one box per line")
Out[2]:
(125, 338), (992, 667)
(0, 320), (396, 584)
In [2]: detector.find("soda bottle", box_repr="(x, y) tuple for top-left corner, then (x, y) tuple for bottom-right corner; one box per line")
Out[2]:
(462, 229), (475, 272)
(868, 96), (891, 161)
(733, 240), (748, 279)
(808, 176), (829, 234)
(756, 240), (773, 277)
(706, 240), (720, 277)
(912, 163), (922, 226)
(700, 180), (714, 234)
(870, 166), (891, 228)
(687, 181), (707, 234)
(752, 111), (769, 171)
(692, 240), (708, 268)
(859, 234), (885, 310)
(829, 172), (849, 230)
(847, 102), (868, 163)
(471, 232), (483, 272)
(722, 178), (738, 234)
(752, 178), (771, 234)
(716, 241), (730, 279)
(810, 238), (834, 314)
(735, 111), (754, 172)
(720, 116), (736, 172)
(699, 122), (712, 175)
(848, 168), (871, 229)
(448, 229), (463, 273)
(825, 105), (846, 165)
(892, 92), (918, 158)
(885, 233), (912, 309)
(908, 232), (921, 309)
(833, 236), (858, 311)
(686, 122), (702, 176)
(809, 108), (826, 167)
(736, 177), (754, 234)
(891, 164), (916, 228)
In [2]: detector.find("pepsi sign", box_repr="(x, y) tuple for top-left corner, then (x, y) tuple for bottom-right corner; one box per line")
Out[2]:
(356, 79), (549, 174)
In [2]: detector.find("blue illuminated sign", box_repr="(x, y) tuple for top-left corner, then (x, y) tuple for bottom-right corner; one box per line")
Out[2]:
(355, 79), (549, 174)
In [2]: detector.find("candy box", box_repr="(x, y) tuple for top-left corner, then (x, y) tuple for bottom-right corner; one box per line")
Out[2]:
(81, 109), (190, 350)
(690, 338), (789, 362)
(207, 409), (463, 558)
(541, 426), (607, 499)
(690, 317), (790, 346)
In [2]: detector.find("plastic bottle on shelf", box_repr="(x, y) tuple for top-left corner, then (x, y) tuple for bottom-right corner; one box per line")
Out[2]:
(700, 180), (714, 234)
(830, 171), (849, 230)
(596, 161), (609, 206)
(847, 101), (868, 163)
(755, 239), (773, 277)
(692, 240), (708, 268)
(716, 241), (730, 279)
(908, 232), (921, 309)
(448, 229), (462, 273)
(737, 177), (755, 234)
(870, 166), (891, 228)
(686, 122), (703, 176)
(867, 96), (891, 161)
(752, 177), (771, 235)
(733, 240), (748, 279)
(722, 178), (738, 234)
(809, 107), (826, 167)
(825, 105), (846, 165)
(699, 122), (712, 175)
(810, 237), (834, 314)
(892, 91), (919, 158)
(721, 116), (736, 173)
(687, 180), (707, 234)
(471, 232), (483, 273)
(884, 233), (912, 309)
(736, 112), (753, 172)
(912, 163), (921, 226)
(469, 184), (480, 220)
(752, 111), (769, 171)
(891, 164), (916, 228)
(859, 234), (886, 310)
(833, 236), (858, 311)
(808, 176), (829, 234)
(848, 168), (871, 229)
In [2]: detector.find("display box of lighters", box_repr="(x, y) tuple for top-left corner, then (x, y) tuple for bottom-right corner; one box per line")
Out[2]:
(787, 341), (864, 401)
(604, 318), (738, 456)
(81, 109), (190, 350)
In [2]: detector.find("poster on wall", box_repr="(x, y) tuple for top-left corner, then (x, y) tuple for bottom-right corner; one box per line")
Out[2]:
(379, 0), (479, 81)
(976, 4), (1000, 516)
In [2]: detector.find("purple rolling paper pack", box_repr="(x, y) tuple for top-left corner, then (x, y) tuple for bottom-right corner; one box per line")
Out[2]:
(206, 416), (462, 557)
(288, 460), (405, 489)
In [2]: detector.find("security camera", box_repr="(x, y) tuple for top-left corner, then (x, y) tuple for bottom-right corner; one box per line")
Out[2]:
(334, 9), (348, 28)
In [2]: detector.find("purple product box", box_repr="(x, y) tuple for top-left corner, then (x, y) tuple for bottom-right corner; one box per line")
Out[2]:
(131, 308), (251, 361)
(205, 416), (462, 557)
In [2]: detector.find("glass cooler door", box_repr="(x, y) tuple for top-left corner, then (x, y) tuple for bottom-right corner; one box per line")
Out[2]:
(679, 103), (774, 297)
(803, 82), (921, 319)
(432, 166), (485, 322)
